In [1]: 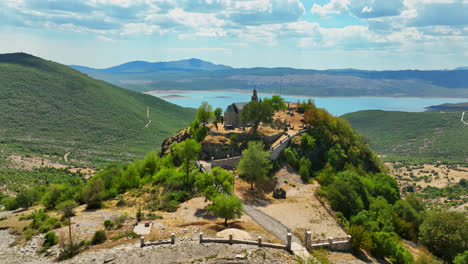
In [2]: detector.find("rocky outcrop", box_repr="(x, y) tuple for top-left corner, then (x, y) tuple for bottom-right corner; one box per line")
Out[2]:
(200, 136), (243, 160)
(159, 128), (191, 156)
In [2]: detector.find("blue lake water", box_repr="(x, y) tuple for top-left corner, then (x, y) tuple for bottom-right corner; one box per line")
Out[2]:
(152, 91), (468, 116)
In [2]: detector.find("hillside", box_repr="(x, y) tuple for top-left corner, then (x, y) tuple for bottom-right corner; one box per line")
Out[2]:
(73, 60), (468, 97)
(425, 102), (468, 112)
(0, 53), (195, 165)
(341, 110), (468, 162)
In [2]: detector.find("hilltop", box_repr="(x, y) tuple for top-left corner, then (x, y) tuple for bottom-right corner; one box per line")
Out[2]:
(425, 102), (468, 112)
(341, 110), (468, 162)
(0, 53), (195, 165)
(72, 59), (468, 97)
(71, 58), (232, 73)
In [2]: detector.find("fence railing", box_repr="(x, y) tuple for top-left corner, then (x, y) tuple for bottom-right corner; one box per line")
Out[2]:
(199, 232), (291, 251)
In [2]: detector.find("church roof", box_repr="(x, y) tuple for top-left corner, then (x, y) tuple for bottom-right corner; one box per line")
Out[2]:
(225, 102), (248, 114)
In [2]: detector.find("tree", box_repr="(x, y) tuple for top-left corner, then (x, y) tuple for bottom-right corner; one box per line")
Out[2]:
(349, 225), (373, 253)
(56, 200), (77, 258)
(195, 167), (234, 200)
(263, 95), (287, 112)
(237, 141), (272, 190)
(453, 251), (468, 264)
(174, 139), (201, 192)
(419, 212), (468, 262)
(196, 101), (214, 126)
(208, 194), (243, 227)
(239, 101), (273, 133)
(15, 189), (39, 209)
(82, 178), (103, 209)
(214, 107), (223, 123)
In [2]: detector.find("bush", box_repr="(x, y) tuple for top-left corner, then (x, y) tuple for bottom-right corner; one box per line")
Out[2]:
(349, 225), (372, 253)
(43, 231), (58, 248)
(103, 220), (114, 230)
(91, 230), (107, 245)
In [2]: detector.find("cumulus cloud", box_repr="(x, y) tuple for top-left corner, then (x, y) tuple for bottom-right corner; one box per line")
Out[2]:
(311, 0), (405, 18)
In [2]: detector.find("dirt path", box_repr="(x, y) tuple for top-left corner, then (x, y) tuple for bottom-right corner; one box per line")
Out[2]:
(64, 152), (70, 162)
(243, 203), (312, 259)
(143, 106), (152, 129)
(462, 112), (468, 125)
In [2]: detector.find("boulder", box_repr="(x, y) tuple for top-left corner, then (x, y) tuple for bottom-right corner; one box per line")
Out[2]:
(273, 188), (286, 199)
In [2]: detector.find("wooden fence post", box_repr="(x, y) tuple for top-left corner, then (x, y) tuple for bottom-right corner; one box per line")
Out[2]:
(140, 236), (145, 247)
(258, 236), (262, 247)
(199, 232), (203, 243)
(229, 233), (233, 245)
(171, 233), (175, 244)
(286, 233), (292, 251)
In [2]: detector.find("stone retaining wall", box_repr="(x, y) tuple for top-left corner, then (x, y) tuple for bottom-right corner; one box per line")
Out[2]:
(211, 156), (242, 170)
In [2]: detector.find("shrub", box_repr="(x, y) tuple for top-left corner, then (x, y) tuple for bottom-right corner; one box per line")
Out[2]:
(91, 230), (107, 245)
(348, 225), (372, 253)
(136, 208), (143, 222)
(103, 220), (114, 230)
(43, 231), (58, 248)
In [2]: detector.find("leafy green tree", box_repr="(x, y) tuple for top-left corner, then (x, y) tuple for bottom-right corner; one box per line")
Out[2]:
(174, 139), (201, 192)
(371, 173), (399, 205)
(208, 194), (243, 227)
(453, 251), (468, 264)
(299, 157), (312, 182)
(214, 107), (223, 122)
(15, 189), (39, 209)
(237, 141), (272, 190)
(419, 212), (468, 262)
(239, 101), (273, 133)
(328, 180), (364, 219)
(300, 134), (316, 150)
(263, 95), (287, 112)
(82, 178), (103, 209)
(57, 200), (77, 258)
(195, 167), (234, 200)
(196, 101), (214, 126)
(349, 225), (373, 253)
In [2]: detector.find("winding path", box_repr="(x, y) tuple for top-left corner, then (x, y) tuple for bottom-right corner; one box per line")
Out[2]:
(462, 112), (468, 125)
(243, 203), (312, 260)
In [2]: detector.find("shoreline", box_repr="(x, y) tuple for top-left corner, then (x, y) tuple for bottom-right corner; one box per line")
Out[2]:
(145, 90), (468, 100)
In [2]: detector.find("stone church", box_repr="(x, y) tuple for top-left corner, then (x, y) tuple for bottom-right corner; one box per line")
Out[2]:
(224, 89), (258, 129)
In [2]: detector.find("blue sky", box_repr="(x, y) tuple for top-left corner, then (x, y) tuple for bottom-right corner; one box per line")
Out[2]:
(0, 0), (467, 70)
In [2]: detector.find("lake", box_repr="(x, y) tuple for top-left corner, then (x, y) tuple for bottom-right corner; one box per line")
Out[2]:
(152, 91), (468, 116)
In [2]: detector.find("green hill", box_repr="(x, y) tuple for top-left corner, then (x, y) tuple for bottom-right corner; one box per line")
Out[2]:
(341, 110), (468, 162)
(0, 53), (195, 165)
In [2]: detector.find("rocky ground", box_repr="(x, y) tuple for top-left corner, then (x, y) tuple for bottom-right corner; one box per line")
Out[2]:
(0, 229), (296, 264)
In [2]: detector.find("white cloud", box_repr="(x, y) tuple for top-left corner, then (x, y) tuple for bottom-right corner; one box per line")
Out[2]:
(311, 0), (349, 18)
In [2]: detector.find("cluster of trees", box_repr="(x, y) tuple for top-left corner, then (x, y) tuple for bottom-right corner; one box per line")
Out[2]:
(282, 101), (467, 263)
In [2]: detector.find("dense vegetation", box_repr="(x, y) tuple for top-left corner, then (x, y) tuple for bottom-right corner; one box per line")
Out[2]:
(342, 110), (468, 162)
(0, 53), (195, 165)
(0, 167), (84, 192)
(283, 103), (466, 263)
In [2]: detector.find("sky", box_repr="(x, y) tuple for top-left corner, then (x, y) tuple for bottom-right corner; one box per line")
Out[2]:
(0, 0), (467, 70)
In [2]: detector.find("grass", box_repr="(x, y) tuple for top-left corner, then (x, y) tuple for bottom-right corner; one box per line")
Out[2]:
(342, 110), (468, 162)
(0, 53), (195, 166)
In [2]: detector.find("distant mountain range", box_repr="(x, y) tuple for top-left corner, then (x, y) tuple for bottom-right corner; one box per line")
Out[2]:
(70, 58), (232, 73)
(71, 59), (468, 98)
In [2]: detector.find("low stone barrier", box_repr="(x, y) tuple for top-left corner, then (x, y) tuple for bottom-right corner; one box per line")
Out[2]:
(140, 233), (175, 247)
(199, 232), (290, 251)
(304, 231), (351, 252)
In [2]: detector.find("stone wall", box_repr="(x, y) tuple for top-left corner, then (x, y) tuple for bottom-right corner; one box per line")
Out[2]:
(211, 156), (242, 170)
(269, 130), (306, 160)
